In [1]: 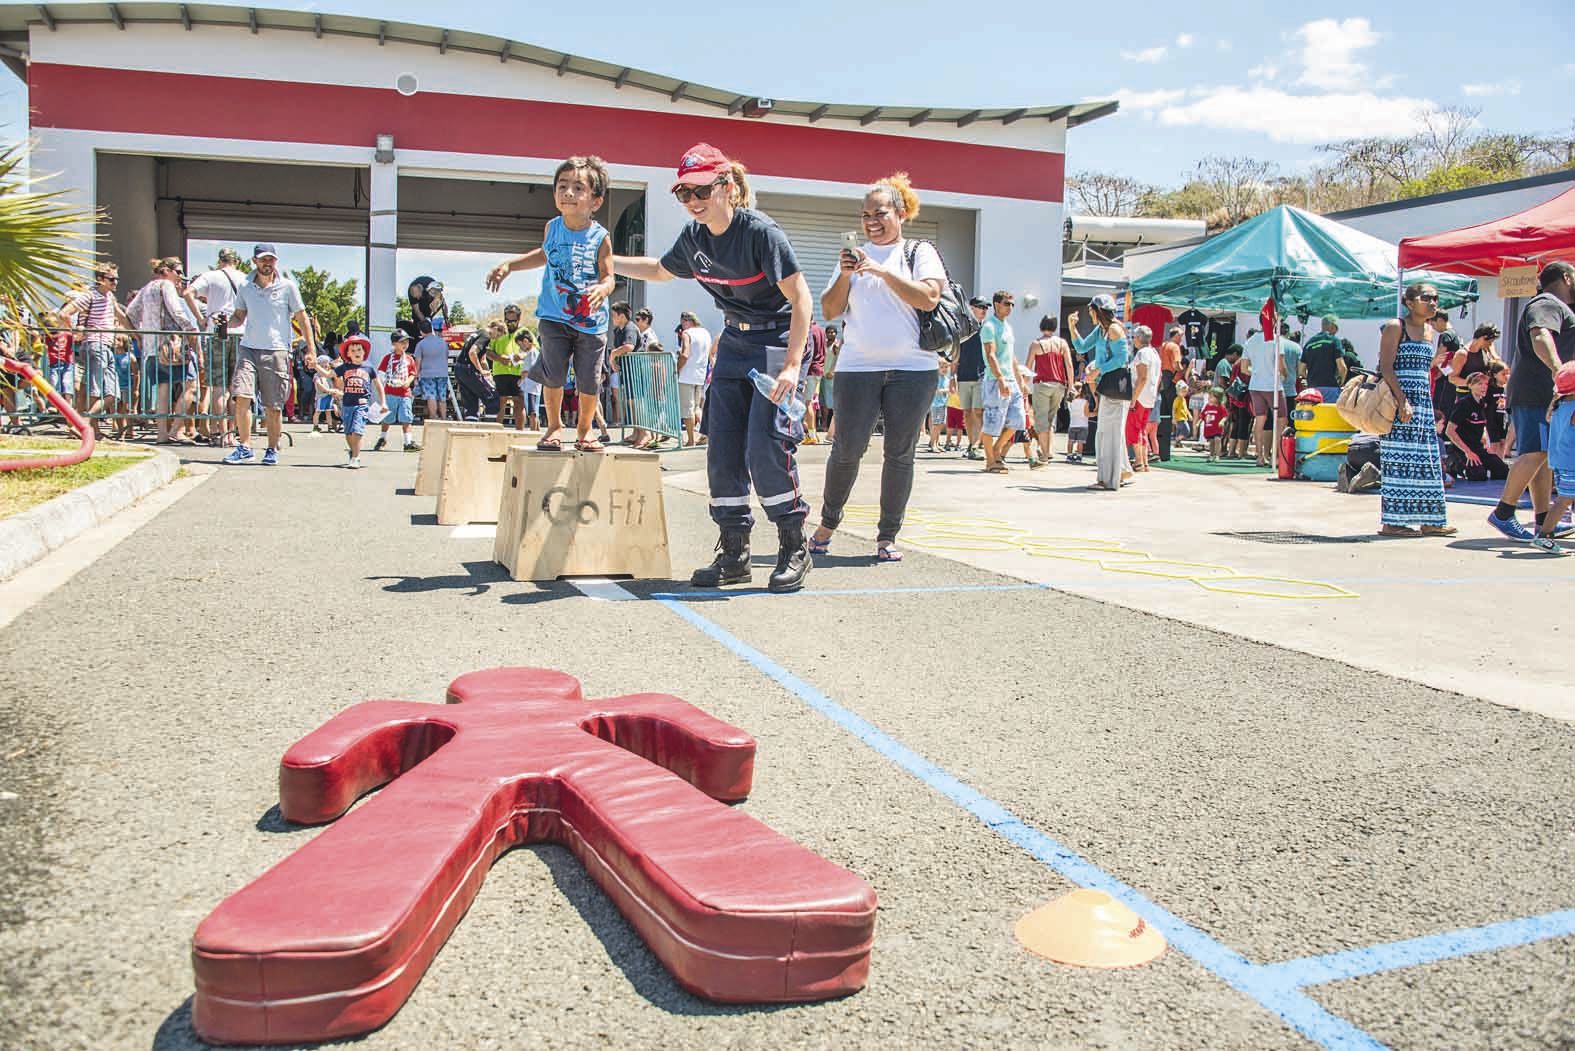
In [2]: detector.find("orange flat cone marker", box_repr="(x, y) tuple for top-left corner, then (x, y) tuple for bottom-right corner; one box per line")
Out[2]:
(1015, 889), (1167, 968)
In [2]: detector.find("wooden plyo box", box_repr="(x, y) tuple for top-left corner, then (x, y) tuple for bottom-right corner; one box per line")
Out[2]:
(414, 420), (510, 497)
(435, 429), (542, 526)
(494, 448), (671, 581)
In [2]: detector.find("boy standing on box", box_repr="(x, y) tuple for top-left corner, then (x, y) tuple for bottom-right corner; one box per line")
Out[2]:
(334, 339), (384, 469)
(485, 156), (615, 452)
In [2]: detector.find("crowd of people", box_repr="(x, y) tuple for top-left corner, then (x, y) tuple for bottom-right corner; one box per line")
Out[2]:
(7, 143), (1575, 579)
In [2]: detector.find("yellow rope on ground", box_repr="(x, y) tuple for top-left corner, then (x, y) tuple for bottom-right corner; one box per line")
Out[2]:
(1195, 575), (1358, 600)
(1104, 559), (1238, 580)
(838, 505), (1355, 599)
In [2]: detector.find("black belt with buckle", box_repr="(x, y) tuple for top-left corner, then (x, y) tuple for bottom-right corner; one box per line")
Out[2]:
(724, 317), (788, 332)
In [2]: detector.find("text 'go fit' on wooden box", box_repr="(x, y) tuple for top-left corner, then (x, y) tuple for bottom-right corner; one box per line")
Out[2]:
(493, 448), (671, 582)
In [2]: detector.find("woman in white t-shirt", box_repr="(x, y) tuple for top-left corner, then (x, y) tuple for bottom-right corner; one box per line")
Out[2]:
(813, 173), (946, 562)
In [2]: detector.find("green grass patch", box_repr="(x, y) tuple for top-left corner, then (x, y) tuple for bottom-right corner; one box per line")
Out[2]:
(0, 435), (144, 454)
(0, 454), (151, 520)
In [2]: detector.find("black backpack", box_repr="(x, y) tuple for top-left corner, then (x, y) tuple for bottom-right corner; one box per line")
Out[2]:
(902, 239), (981, 354)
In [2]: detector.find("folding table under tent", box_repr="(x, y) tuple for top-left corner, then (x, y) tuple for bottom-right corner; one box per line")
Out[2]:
(1397, 186), (1575, 277)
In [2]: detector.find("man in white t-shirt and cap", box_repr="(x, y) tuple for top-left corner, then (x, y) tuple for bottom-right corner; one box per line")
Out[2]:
(676, 310), (713, 447)
(222, 244), (310, 466)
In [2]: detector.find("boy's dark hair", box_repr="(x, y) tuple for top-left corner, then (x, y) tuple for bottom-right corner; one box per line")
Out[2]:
(610, 301), (631, 318)
(418, 319), (433, 335)
(554, 155), (609, 199)
(1039, 314), (1059, 335)
(635, 308), (653, 322)
(1226, 343), (1244, 357)
(345, 320), (361, 336)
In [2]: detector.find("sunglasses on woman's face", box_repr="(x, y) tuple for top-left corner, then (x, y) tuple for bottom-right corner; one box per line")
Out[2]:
(673, 178), (725, 205)
(1416, 293), (1439, 303)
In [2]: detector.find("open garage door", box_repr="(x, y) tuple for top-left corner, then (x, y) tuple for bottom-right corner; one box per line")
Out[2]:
(180, 202), (368, 247)
(761, 203), (938, 319)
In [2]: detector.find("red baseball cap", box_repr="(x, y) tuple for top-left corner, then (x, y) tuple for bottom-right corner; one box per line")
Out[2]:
(1556, 361), (1575, 397)
(671, 143), (730, 191)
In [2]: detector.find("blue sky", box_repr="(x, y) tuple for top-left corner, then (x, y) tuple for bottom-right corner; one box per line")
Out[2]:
(4, 0), (1572, 311)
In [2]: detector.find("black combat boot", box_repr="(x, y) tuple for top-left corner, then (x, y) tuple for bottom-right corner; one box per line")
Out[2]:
(768, 519), (811, 593)
(691, 526), (752, 587)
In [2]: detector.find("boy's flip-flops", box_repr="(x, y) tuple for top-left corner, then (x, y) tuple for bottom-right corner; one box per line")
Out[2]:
(807, 535), (832, 555)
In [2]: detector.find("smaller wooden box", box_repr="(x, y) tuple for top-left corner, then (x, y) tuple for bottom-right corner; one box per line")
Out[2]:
(414, 420), (510, 497)
(435, 429), (542, 526)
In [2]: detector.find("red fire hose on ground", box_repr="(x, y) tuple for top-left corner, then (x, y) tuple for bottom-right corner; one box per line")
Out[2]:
(0, 356), (96, 472)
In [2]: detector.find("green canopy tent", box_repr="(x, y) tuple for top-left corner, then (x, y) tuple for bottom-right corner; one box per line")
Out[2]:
(1129, 204), (1478, 319)
(1128, 205), (1477, 478)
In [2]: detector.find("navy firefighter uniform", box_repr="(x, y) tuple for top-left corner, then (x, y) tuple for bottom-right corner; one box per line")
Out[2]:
(660, 209), (811, 531)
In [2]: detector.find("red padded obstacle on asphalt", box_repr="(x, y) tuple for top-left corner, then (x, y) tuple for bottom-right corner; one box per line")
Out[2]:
(191, 668), (877, 1045)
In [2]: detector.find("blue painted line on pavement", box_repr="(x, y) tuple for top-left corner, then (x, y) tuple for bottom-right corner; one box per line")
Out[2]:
(650, 582), (1047, 601)
(1261, 909), (1575, 987)
(658, 598), (1387, 1050)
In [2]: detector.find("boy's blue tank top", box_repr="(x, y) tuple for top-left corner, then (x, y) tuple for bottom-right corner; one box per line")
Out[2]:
(537, 216), (610, 334)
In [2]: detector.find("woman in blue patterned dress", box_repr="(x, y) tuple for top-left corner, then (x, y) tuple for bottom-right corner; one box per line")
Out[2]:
(1377, 284), (1457, 537)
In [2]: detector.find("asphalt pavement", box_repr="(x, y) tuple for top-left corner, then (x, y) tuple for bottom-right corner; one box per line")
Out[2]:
(1, 426), (1571, 1051)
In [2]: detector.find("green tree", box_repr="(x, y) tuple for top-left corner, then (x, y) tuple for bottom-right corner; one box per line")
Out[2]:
(1396, 164), (1501, 199)
(0, 140), (100, 324)
(446, 300), (471, 325)
(293, 265), (363, 337)
(1139, 180), (1222, 223)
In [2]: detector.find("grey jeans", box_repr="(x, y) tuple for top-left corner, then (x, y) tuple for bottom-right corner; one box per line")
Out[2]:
(819, 368), (937, 542)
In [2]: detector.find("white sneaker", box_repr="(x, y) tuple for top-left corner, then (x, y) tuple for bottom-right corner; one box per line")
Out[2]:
(348, 456), (362, 469)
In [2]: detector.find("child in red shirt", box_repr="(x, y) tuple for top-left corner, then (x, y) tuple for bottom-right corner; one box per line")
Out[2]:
(1200, 388), (1229, 462)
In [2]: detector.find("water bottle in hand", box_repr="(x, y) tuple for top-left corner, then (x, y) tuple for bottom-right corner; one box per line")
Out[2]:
(748, 368), (806, 420)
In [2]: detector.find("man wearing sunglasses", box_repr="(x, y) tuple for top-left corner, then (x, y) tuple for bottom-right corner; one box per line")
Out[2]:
(223, 244), (311, 465)
(1488, 260), (1575, 541)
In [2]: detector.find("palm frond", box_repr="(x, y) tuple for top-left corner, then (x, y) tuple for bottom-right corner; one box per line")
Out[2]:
(0, 139), (102, 321)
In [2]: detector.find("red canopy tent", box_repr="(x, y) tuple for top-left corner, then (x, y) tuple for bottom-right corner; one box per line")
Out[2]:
(1398, 186), (1575, 276)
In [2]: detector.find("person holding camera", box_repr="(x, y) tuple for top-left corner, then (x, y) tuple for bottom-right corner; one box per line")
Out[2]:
(814, 173), (946, 561)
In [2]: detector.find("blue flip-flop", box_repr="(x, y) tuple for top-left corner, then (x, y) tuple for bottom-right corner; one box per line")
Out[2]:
(807, 534), (832, 555)
(876, 545), (903, 563)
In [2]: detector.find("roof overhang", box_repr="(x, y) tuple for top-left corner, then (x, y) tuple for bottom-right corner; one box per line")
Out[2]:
(0, 3), (1117, 131)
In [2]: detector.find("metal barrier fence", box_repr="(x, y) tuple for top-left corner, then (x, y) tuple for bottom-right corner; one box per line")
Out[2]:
(616, 351), (682, 442)
(2, 327), (246, 442)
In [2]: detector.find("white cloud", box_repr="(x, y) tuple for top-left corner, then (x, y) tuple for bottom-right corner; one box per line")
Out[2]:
(1176, 33), (1195, 48)
(1294, 17), (1380, 92)
(1088, 87), (1189, 112)
(1247, 63), (1280, 81)
(1121, 46), (1168, 64)
(1121, 45), (1168, 63)
(1217, 39), (1232, 50)
(1155, 86), (1439, 143)
(1463, 80), (1522, 97)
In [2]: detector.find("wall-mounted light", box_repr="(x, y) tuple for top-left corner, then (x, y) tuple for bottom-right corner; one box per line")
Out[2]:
(741, 97), (774, 118)
(374, 133), (395, 165)
(1022, 293), (1040, 310)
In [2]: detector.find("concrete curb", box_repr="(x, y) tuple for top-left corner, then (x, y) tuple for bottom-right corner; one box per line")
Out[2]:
(0, 451), (181, 581)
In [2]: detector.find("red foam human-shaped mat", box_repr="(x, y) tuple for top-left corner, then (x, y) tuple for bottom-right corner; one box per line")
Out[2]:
(191, 667), (877, 1045)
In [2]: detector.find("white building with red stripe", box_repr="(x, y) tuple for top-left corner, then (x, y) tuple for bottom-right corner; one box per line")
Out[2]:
(0, 3), (1115, 345)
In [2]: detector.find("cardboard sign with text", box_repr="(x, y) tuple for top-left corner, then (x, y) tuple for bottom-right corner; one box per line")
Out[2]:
(1499, 265), (1539, 299)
